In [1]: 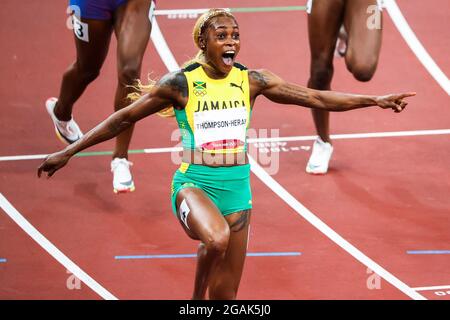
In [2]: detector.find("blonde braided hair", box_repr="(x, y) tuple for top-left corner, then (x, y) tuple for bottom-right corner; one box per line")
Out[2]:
(129, 9), (237, 118)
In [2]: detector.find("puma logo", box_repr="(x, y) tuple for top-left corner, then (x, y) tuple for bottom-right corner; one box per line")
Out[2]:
(230, 81), (244, 93)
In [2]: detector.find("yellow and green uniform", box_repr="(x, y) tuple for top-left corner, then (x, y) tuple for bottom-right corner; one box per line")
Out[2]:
(171, 62), (252, 216)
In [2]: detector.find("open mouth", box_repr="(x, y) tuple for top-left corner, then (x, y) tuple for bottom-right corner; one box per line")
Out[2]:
(222, 51), (235, 66)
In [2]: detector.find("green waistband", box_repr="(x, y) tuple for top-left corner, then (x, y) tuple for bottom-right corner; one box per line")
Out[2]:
(178, 162), (250, 181)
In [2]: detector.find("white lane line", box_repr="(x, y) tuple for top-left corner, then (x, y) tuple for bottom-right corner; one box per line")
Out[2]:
(0, 193), (118, 300)
(151, 15), (426, 300)
(384, 0), (450, 95)
(3, 128), (450, 161)
(150, 18), (179, 73)
(413, 285), (450, 292)
(249, 128), (450, 143)
(0, 154), (50, 161)
(144, 147), (182, 154)
(155, 8), (212, 16)
(248, 156), (426, 300)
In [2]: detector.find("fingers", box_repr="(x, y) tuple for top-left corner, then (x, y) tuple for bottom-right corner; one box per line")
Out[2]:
(37, 161), (56, 179)
(37, 155), (50, 178)
(383, 101), (398, 110)
(394, 92), (416, 100)
(382, 93), (411, 113)
(382, 99), (406, 113)
(384, 92), (415, 112)
(48, 169), (56, 178)
(37, 162), (48, 178)
(393, 100), (408, 113)
(37, 165), (50, 178)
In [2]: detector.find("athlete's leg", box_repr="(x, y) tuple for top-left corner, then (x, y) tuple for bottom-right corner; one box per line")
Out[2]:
(343, 0), (383, 82)
(208, 209), (251, 300)
(305, 0), (345, 174)
(307, 0), (345, 143)
(54, 19), (113, 121)
(112, 0), (152, 159)
(175, 188), (230, 300)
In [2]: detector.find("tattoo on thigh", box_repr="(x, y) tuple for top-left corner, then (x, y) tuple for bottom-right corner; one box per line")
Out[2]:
(230, 210), (250, 232)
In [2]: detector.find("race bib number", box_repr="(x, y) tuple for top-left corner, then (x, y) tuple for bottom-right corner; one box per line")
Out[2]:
(72, 15), (89, 42)
(193, 108), (248, 151)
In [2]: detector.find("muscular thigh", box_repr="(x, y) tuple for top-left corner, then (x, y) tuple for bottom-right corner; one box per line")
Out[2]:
(113, 0), (152, 66)
(344, 0), (382, 68)
(175, 187), (228, 241)
(68, 1), (114, 70)
(72, 19), (113, 71)
(308, 0), (345, 61)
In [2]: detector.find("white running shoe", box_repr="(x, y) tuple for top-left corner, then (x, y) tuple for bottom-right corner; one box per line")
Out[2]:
(306, 138), (334, 174)
(45, 97), (83, 144)
(334, 25), (348, 58)
(111, 158), (135, 194)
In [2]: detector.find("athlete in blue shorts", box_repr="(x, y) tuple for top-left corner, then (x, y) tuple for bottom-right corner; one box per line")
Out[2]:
(46, 0), (156, 193)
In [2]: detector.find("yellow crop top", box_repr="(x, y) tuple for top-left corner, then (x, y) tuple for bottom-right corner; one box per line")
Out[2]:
(174, 62), (251, 154)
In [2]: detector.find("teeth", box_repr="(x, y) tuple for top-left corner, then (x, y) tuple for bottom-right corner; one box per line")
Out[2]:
(225, 51), (235, 54)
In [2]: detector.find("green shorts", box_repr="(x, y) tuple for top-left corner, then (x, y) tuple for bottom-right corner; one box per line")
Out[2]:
(171, 162), (252, 216)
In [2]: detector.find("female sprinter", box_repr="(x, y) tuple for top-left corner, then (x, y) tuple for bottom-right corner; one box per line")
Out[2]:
(38, 9), (414, 299)
(305, 0), (384, 174)
(46, 0), (155, 193)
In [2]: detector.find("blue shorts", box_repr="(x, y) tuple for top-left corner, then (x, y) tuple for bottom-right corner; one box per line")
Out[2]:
(69, 0), (128, 20)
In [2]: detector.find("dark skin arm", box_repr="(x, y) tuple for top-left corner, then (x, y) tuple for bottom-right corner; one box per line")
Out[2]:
(38, 71), (188, 178)
(248, 69), (415, 112)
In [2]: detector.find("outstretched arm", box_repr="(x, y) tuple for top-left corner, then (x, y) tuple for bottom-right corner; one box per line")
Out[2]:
(38, 71), (188, 178)
(249, 69), (415, 112)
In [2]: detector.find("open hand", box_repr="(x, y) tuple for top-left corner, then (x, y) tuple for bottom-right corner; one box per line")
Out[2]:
(37, 150), (71, 178)
(376, 92), (416, 113)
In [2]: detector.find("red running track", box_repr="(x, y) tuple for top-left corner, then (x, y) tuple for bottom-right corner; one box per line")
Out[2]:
(0, 0), (449, 299)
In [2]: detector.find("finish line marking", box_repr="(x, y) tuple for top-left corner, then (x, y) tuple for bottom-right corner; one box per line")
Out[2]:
(115, 252), (301, 260)
(154, 6), (307, 19)
(413, 285), (450, 292)
(407, 250), (450, 255)
(2, 129), (450, 162)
